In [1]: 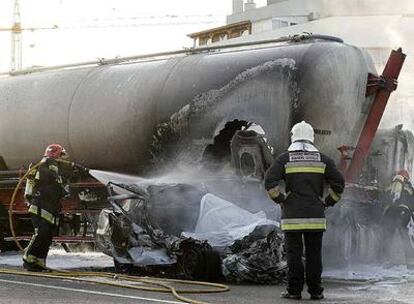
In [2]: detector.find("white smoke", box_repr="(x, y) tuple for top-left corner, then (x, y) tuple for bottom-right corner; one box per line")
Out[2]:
(308, 1), (414, 131)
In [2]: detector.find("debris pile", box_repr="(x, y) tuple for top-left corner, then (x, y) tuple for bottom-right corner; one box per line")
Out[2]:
(222, 224), (287, 284)
(96, 182), (286, 283)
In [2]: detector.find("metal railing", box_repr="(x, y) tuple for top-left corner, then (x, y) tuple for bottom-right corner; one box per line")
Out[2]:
(0, 33), (343, 77)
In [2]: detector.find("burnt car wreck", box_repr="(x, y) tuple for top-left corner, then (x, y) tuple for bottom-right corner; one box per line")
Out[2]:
(96, 181), (287, 283)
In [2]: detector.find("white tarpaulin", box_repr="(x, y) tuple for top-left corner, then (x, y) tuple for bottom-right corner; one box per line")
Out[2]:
(182, 193), (279, 247)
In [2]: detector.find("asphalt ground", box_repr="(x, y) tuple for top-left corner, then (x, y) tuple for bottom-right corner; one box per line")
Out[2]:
(1, 270), (414, 304)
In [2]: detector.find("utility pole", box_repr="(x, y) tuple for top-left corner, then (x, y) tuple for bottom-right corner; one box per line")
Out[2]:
(11, 0), (22, 71)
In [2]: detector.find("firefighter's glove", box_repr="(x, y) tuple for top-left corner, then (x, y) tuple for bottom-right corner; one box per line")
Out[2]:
(324, 196), (335, 207)
(324, 190), (341, 207)
(267, 186), (285, 204)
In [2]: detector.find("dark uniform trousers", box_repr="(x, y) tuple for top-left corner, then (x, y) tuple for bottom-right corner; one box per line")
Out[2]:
(285, 231), (323, 295)
(25, 214), (57, 261)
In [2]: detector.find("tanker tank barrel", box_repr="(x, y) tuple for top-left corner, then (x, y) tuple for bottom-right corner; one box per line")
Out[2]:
(0, 40), (374, 171)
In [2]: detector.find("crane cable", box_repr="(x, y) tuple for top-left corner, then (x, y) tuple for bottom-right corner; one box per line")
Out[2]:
(6, 160), (230, 304)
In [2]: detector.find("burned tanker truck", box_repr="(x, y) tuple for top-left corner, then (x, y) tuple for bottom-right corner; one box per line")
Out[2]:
(0, 34), (409, 280)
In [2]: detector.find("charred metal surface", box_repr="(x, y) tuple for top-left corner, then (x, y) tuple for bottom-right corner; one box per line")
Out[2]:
(200, 119), (249, 172)
(150, 58), (298, 167)
(222, 225), (287, 284)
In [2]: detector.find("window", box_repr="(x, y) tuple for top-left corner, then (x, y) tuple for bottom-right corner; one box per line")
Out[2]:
(272, 19), (289, 29)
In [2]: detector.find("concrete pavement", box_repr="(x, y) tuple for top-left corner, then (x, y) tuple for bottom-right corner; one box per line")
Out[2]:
(0, 272), (414, 304)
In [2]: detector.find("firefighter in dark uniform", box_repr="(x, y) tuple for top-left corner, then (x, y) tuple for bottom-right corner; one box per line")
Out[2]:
(264, 121), (345, 300)
(382, 169), (414, 267)
(23, 144), (86, 271)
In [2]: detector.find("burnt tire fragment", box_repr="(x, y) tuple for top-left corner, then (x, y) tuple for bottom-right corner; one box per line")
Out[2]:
(114, 259), (134, 274)
(178, 242), (221, 281)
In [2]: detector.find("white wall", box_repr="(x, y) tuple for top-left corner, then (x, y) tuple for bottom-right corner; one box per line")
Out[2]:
(228, 0), (414, 24)
(252, 19), (273, 34)
(251, 16), (309, 34)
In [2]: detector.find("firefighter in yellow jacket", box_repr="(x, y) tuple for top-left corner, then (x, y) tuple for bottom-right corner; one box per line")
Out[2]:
(264, 121), (345, 300)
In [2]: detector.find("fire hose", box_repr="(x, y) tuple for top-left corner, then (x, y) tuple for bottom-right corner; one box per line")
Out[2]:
(6, 160), (230, 304)
(0, 267), (229, 304)
(9, 160), (54, 251)
(8, 158), (78, 251)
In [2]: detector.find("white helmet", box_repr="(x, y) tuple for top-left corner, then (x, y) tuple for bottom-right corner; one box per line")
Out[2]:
(291, 121), (314, 143)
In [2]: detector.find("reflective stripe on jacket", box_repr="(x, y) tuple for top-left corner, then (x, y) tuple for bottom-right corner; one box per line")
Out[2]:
(264, 147), (345, 232)
(28, 204), (60, 226)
